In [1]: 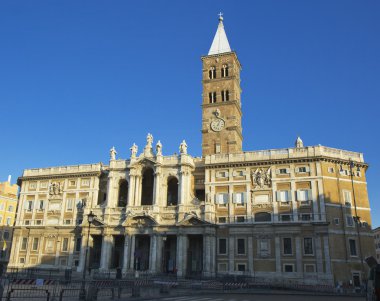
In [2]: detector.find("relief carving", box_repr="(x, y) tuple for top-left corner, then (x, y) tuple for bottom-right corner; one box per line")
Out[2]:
(251, 167), (272, 189)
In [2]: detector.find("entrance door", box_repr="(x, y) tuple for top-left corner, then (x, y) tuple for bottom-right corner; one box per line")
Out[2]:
(112, 235), (125, 269)
(134, 235), (150, 271)
(162, 236), (177, 273)
(89, 235), (102, 269)
(187, 235), (203, 277)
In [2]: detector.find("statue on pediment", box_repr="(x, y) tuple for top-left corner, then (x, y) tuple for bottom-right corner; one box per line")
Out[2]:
(110, 146), (117, 160)
(179, 140), (188, 155)
(130, 143), (138, 158)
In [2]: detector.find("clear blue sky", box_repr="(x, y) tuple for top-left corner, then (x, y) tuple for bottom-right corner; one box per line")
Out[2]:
(0, 1), (379, 226)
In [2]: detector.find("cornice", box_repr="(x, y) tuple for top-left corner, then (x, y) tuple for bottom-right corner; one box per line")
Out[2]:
(18, 171), (102, 183)
(204, 156), (369, 169)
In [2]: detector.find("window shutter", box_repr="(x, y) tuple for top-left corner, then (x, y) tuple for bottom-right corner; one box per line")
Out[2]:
(214, 195), (218, 204)
(223, 193), (229, 204)
(308, 189), (313, 201)
(232, 171), (236, 177)
(276, 169), (280, 175)
(286, 168), (290, 174)
(305, 166), (310, 172)
(30, 201), (34, 209)
(295, 167), (299, 173)
(225, 172), (229, 178)
(24, 201), (28, 209)
(287, 190), (292, 201)
(276, 191), (281, 202)
(242, 192), (246, 203)
(41, 201), (46, 209)
(232, 193), (236, 203)
(296, 190), (301, 201)
(215, 172), (220, 179)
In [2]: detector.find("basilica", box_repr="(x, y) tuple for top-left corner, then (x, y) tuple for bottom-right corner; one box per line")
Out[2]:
(8, 16), (374, 286)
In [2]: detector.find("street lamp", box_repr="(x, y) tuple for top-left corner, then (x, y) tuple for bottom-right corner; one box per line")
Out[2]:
(79, 211), (96, 300)
(341, 159), (366, 284)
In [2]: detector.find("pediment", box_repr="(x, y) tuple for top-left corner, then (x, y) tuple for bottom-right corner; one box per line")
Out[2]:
(177, 214), (210, 226)
(122, 214), (157, 227)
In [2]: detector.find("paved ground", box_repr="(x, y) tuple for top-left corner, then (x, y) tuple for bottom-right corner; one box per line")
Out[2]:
(142, 293), (366, 301)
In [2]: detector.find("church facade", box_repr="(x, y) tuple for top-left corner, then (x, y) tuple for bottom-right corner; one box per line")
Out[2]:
(8, 16), (375, 286)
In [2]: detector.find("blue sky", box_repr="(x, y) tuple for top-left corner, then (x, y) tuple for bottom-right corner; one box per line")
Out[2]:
(0, 1), (379, 226)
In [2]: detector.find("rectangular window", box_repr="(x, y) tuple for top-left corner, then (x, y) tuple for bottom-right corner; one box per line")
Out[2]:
(297, 167), (307, 173)
(328, 167), (334, 173)
(64, 219), (71, 225)
(304, 264), (316, 273)
(45, 239), (54, 253)
(260, 239), (269, 257)
(277, 190), (291, 202)
(237, 238), (245, 255)
(343, 190), (352, 206)
(284, 264), (294, 272)
(349, 239), (357, 256)
(6, 217), (11, 226)
(304, 238), (314, 255)
(301, 214), (311, 221)
(0, 203), (3, 210)
(218, 217), (227, 223)
(216, 193), (229, 205)
(40, 182), (48, 188)
(297, 189), (311, 201)
(66, 198), (74, 211)
(69, 180), (76, 187)
(334, 218), (340, 225)
(346, 215), (354, 227)
(75, 238), (81, 252)
(19, 257), (25, 264)
(283, 238), (292, 255)
(281, 214), (292, 221)
(3, 231), (9, 239)
(29, 182), (37, 189)
(35, 220), (42, 225)
(38, 200), (45, 210)
(236, 216), (245, 223)
(81, 179), (90, 187)
(237, 264), (246, 272)
(62, 238), (69, 252)
(32, 238), (39, 251)
(218, 238), (227, 255)
(0, 216), (2, 224)
(25, 200), (33, 211)
(278, 168), (289, 174)
(218, 263), (227, 272)
(21, 237), (28, 250)
(234, 192), (245, 205)
(7, 205), (14, 212)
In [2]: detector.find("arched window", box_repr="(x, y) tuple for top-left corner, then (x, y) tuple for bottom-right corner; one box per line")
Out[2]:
(221, 90), (230, 102)
(255, 212), (271, 222)
(209, 92), (217, 103)
(141, 168), (154, 205)
(221, 64), (229, 77)
(209, 66), (216, 79)
(167, 177), (178, 206)
(118, 180), (128, 207)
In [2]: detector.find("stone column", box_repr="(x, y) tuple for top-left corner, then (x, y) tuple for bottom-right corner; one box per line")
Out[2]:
(210, 236), (216, 276)
(54, 238), (60, 266)
(179, 171), (185, 205)
(134, 176), (141, 206)
(130, 235), (136, 270)
(68, 237), (75, 267)
(291, 181), (298, 222)
(275, 236), (281, 272)
(122, 235), (130, 272)
(295, 236), (302, 275)
(317, 179), (326, 221)
(272, 182), (278, 222)
(156, 236), (163, 273)
(228, 236), (235, 273)
(100, 235), (113, 270)
(323, 235), (332, 274)
(77, 234), (87, 272)
(311, 181), (319, 220)
(149, 235), (157, 272)
(153, 169), (161, 207)
(248, 236), (254, 275)
(176, 235), (187, 277)
(127, 172), (135, 207)
(203, 235), (211, 276)
(315, 235), (323, 273)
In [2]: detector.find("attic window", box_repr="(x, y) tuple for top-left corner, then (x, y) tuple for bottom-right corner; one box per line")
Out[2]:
(221, 90), (229, 102)
(209, 92), (217, 103)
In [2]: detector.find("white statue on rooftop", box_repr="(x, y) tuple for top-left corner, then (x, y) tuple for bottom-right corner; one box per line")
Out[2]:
(295, 136), (304, 148)
(110, 146), (117, 160)
(130, 143), (138, 158)
(179, 140), (188, 155)
(156, 140), (162, 156)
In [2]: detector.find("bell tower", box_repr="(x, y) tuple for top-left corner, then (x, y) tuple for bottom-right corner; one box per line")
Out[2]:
(201, 14), (243, 157)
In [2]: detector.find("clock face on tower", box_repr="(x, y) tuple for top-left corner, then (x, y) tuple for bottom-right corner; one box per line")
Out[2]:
(210, 118), (225, 132)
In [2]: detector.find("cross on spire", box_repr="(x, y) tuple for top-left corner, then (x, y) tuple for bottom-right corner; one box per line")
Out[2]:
(218, 12), (223, 21)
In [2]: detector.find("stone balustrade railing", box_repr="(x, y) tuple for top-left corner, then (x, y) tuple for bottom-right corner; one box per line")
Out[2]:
(205, 145), (364, 165)
(23, 163), (103, 177)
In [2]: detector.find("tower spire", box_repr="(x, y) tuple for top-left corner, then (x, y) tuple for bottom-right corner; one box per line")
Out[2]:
(208, 13), (231, 55)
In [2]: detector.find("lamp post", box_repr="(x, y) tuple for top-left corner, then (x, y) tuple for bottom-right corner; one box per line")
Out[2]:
(341, 159), (365, 284)
(79, 211), (96, 300)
